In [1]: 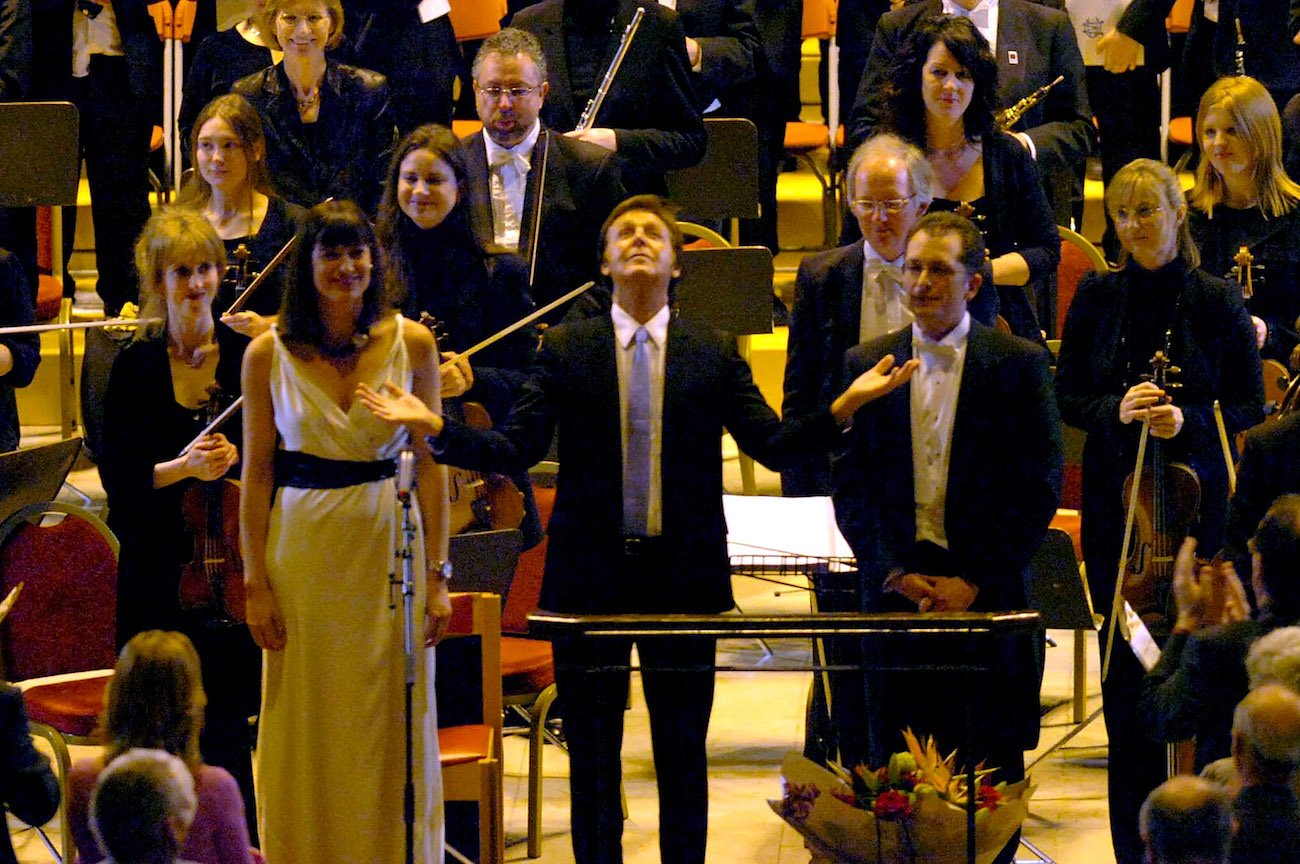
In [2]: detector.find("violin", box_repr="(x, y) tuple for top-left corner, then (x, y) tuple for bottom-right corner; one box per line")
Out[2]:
(177, 390), (246, 623)
(417, 313), (525, 535)
(1228, 245), (1291, 419)
(1120, 350), (1201, 639)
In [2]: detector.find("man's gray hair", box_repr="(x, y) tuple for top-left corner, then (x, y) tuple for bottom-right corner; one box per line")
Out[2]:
(845, 133), (933, 206)
(1248, 627), (1300, 693)
(473, 27), (549, 83)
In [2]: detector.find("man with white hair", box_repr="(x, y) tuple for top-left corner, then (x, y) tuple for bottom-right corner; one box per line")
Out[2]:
(1141, 494), (1300, 769)
(1228, 685), (1300, 864)
(91, 749), (197, 864)
(1140, 776), (1234, 864)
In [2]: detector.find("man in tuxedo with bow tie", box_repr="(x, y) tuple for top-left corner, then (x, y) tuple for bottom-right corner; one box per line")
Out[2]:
(462, 26), (627, 320)
(782, 134), (995, 497)
(831, 211), (1062, 811)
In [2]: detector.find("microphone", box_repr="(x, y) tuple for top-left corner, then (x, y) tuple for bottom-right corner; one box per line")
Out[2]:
(397, 448), (415, 503)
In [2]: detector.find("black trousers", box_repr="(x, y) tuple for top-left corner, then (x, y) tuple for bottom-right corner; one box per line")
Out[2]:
(1087, 66), (1161, 261)
(68, 56), (152, 316)
(553, 623), (716, 864)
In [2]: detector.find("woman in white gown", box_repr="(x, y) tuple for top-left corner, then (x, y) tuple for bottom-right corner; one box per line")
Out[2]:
(239, 199), (451, 864)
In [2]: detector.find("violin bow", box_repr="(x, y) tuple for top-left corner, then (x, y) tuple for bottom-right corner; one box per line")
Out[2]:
(0, 317), (161, 335)
(526, 129), (549, 289)
(178, 396), (243, 457)
(224, 235), (297, 316)
(1104, 411), (1152, 682)
(454, 280), (595, 361)
(1213, 399), (1236, 496)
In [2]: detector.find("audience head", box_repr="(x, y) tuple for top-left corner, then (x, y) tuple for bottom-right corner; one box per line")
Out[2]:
(91, 749), (197, 864)
(901, 211), (985, 340)
(883, 14), (999, 146)
(1190, 76), (1300, 218)
(280, 200), (392, 346)
(1139, 775), (1233, 864)
(1247, 627), (1300, 694)
(1232, 684), (1300, 787)
(260, 0), (343, 53)
(133, 208), (226, 342)
(473, 28), (550, 149)
(598, 195), (684, 307)
(102, 631), (206, 771)
(1248, 494), (1300, 624)
(183, 94), (271, 204)
(848, 133), (934, 261)
(1106, 158), (1199, 271)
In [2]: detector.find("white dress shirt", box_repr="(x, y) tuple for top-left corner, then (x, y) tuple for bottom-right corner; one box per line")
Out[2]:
(860, 244), (912, 344)
(910, 312), (971, 549)
(613, 301), (669, 536)
(482, 120), (542, 251)
(72, 1), (124, 79)
(942, 0), (1000, 53)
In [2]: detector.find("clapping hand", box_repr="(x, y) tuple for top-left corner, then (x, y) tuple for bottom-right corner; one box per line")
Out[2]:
(1172, 537), (1251, 634)
(356, 381), (443, 439)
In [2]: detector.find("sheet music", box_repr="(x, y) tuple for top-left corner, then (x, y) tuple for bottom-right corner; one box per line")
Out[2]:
(723, 494), (853, 560)
(1066, 0), (1145, 67)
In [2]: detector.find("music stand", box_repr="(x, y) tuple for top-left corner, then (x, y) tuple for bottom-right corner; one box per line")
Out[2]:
(530, 609), (1042, 864)
(666, 118), (760, 245)
(0, 102), (82, 437)
(0, 438), (82, 527)
(448, 528), (523, 604)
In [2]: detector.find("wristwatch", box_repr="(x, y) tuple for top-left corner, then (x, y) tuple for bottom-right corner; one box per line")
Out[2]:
(428, 559), (453, 584)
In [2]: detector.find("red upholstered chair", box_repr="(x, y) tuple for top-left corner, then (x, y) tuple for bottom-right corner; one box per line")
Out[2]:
(0, 501), (118, 863)
(439, 592), (504, 864)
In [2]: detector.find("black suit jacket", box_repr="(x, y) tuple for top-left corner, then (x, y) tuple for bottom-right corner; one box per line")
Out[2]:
(779, 241), (1000, 495)
(0, 0), (30, 101)
(0, 683), (59, 864)
(233, 61), (395, 213)
(1230, 785), (1300, 864)
(676, 0), (762, 117)
(1138, 619), (1283, 770)
(1223, 413), (1300, 583)
(461, 127), (627, 316)
(832, 322), (1062, 749)
(434, 312), (836, 615)
(30, 0), (159, 104)
(0, 249), (37, 454)
(848, 0), (1092, 222)
(511, 0), (707, 194)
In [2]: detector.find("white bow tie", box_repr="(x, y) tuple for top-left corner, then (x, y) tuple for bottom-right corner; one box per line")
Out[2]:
(916, 340), (958, 368)
(866, 259), (904, 286)
(490, 151), (529, 174)
(951, 4), (990, 29)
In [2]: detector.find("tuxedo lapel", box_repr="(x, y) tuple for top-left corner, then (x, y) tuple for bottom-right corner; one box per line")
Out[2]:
(462, 134), (496, 251)
(945, 323), (989, 538)
(517, 128), (552, 268)
(995, 0), (1030, 98)
(837, 244), (866, 363)
(881, 329), (918, 550)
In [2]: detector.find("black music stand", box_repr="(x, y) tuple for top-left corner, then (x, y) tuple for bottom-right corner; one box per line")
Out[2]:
(448, 528), (523, 603)
(666, 118), (760, 245)
(675, 245), (775, 494)
(530, 610), (1042, 864)
(0, 102), (82, 437)
(0, 438), (82, 527)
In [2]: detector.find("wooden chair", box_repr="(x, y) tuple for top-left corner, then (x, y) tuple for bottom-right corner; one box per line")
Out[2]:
(440, 592), (504, 864)
(0, 502), (118, 863)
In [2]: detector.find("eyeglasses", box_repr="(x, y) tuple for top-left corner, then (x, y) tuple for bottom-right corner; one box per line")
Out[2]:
(1112, 205), (1163, 227)
(903, 261), (965, 281)
(849, 197), (914, 217)
(475, 85), (542, 102)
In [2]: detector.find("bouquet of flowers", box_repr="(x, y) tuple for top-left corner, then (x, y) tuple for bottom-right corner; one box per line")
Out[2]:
(770, 730), (1033, 864)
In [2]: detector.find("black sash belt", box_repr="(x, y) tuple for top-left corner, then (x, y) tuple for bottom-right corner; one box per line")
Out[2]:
(273, 450), (396, 490)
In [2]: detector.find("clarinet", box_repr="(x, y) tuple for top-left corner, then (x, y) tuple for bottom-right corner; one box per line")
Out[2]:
(575, 7), (646, 132)
(1234, 18), (1246, 76)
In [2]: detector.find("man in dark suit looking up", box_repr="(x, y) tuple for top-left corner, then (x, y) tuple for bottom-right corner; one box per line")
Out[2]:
(359, 194), (914, 864)
(510, 0), (707, 195)
(832, 211), (1062, 806)
(847, 0), (1092, 227)
(462, 26), (627, 319)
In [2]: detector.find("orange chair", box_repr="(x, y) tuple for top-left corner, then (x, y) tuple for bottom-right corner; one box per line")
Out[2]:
(1055, 225), (1108, 340)
(784, 0), (842, 246)
(0, 502), (118, 864)
(449, 0), (506, 42)
(440, 592), (504, 864)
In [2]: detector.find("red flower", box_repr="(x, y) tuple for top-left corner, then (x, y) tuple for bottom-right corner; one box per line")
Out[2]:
(977, 783), (1003, 812)
(830, 788), (858, 807)
(873, 789), (913, 821)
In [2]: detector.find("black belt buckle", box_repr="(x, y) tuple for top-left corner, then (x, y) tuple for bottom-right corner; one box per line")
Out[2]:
(622, 536), (656, 559)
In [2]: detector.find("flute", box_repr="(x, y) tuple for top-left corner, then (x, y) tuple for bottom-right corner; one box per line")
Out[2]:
(575, 7), (645, 132)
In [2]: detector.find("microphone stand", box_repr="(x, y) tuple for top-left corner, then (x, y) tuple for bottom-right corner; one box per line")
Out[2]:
(392, 448), (418, 864)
